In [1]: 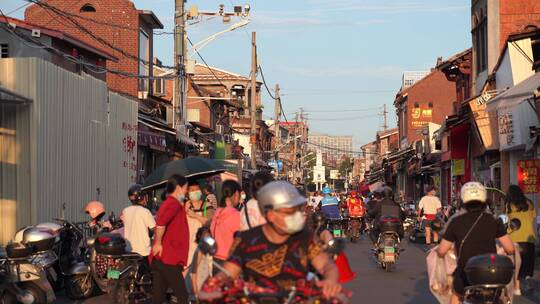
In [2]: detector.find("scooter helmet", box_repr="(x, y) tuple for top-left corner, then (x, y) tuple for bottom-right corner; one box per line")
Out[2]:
(350, 190), (358, 198)
(84, 201), (106, 220)
(460, 182), (487, 204)
(128, 184), (145, 204)
(382, 186), (394, 199)
(322, 187), (332, 195)
(257, 181), (306, 214)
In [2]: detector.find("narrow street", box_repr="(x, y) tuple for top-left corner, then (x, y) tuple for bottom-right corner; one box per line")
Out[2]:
(344, 236), (540, 304)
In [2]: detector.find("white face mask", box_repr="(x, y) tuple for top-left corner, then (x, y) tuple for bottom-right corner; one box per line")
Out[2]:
(176, 193), (185, 203)
(240, 193), (246, 201)
(283, 211), (306, 234)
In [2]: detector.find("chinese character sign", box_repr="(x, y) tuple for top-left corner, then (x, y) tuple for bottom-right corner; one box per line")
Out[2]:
(517, 160), (540, 194)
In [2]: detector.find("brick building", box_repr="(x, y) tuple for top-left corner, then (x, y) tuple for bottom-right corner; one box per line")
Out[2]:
(471, 0), (540, 94)
(24, 0), (192, 182)
(394, 67), (457, 148)
(25, 0), (163, 97)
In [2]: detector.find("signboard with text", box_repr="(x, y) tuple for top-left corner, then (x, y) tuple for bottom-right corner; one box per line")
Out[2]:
(330, 170), (340, 179)
(410, 106), (433, 129)
(518, 159), (540, 194)
(452, 159), (464, 176)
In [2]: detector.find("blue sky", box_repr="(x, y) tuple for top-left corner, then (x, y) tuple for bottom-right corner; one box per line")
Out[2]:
(2, 0), (471, 148)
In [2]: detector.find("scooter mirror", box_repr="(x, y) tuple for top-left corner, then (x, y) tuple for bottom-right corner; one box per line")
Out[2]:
(198, 236), (218, 256)
(327, 238), (345, 255)
(509, 218), (521, 232)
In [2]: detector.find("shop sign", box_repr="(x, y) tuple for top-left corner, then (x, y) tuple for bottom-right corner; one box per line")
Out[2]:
(469, 92), (499, 150)
(498, 111), (515, 147)
(452, 159), (464, 176)
(313, 165), (326, 183)
(517, 159), (540, 194)
(330, 170), (340, 179)
(411, 106), (433, 129)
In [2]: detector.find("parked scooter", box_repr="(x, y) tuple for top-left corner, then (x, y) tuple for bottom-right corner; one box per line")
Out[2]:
(0, 237), (56, 303)
(64, 211), (124, 300)
(93, 232), (152, 304)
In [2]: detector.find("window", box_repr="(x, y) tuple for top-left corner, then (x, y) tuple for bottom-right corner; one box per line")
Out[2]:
(80, 4), (96, 12)
(473, 11), (488, 73)
(0, 43), (8, 58)
(153, 79), (165, 96)
(138, 29), (149, 92)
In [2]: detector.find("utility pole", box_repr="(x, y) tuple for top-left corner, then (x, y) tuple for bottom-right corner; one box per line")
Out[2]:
(292, 111), (299, 182)
(250, 32), (258, 169)
(382, 104), (388, 131)
(174, 0), (186, 134)
(274, 84), (281, 157)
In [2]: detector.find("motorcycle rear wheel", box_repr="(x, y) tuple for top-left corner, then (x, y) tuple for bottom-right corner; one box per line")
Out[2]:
(21, 282), (47, 304)
(111, 278), (132, 304)
(0, 291), (17, 304)
(65, 273), (96, 299)
(383, 262), (394, 272)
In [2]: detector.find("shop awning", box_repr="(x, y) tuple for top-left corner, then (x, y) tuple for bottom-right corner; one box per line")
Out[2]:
(0, 87), (32, 105)
(487, 72), (540, 112)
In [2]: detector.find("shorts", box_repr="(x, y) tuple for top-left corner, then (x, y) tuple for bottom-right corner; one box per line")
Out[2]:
(452, 269), (469, 297)
(422, 219), (433, 229)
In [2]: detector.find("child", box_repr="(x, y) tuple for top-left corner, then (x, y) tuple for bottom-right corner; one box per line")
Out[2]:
(190, 226), (213, 300)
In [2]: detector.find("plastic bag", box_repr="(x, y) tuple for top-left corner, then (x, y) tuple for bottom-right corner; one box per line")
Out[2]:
(426, 247), (453, 304)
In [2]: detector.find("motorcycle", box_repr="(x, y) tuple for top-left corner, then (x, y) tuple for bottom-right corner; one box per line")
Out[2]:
(347, 216), (364, 243)
(93, 232), (152, 304)
(0, 240), (56, 303)
(197, 236), (350, 304)
(374, 216), (402, 272)
(463, 254), (514, 304)
(64, 212), (124, 300)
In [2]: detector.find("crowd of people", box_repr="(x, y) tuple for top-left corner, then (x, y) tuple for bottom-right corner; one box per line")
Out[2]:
(110, 170), (537, 304)
(115, 171), (345, 303)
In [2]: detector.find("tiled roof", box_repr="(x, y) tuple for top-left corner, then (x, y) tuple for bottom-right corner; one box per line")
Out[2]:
(192, 64), (250, 82)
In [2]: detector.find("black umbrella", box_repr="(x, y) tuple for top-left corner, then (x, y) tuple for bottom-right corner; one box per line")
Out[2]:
(142, 157), (226, 190)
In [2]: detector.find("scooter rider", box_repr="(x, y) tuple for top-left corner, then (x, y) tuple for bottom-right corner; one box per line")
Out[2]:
(346, 191), (365, 218)
(122, 184), (156, 260)
(367, 187), (405, 245)
(319, 187), (340, 220)
(203, 181), (342, 298)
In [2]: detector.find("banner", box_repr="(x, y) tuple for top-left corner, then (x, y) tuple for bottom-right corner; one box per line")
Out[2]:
(452, 159), (464, 176)
(517, 160), (540, 194)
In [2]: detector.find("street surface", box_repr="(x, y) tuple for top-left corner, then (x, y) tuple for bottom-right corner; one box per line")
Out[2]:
(55, 235), (540, 304)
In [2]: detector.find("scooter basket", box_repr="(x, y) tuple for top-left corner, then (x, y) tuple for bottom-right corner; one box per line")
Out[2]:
(464, 254), (514, 286)
(95, 232), (126, 256)
(5, 243), (33, 259)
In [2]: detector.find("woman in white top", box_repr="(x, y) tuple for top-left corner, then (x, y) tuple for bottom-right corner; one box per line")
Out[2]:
(418, 186), (442, 245)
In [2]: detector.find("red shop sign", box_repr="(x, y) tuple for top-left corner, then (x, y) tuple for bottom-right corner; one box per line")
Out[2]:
(517, 159), (540, 194)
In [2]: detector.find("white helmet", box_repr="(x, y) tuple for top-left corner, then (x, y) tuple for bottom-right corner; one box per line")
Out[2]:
(257, 181), (306, 214)
(460, 182), (487, 204)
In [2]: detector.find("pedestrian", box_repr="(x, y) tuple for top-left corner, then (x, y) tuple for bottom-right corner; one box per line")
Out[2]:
(122, 184), (156, 266)
(418, 186), (442, 245)
(202, 184), (217, 219)
(151, 174), (190, 304)
(239, 171), (274, 231)
(185, 181), (208, 274)
(210, 180), (241, 271)
(506, 184), (536, 294)
(436, 182), (515, 304)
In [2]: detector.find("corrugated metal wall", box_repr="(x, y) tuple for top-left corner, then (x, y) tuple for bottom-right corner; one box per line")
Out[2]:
(0, 58), (137, 244)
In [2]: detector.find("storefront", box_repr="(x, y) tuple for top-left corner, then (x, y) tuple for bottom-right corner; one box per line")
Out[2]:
(488, 72), (540, 205)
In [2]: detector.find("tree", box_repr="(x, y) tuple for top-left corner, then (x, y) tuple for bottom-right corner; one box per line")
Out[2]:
(339, 156), (352, 176)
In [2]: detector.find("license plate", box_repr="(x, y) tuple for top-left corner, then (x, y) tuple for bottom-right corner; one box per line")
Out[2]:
(333, 229), (341, 236)
(384, 246), (395, 254)
(107, 269), (121, 280)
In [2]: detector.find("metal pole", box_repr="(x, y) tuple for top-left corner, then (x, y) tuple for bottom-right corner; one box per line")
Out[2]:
(174, 0), (186, 132)
(274, 84), (281, 149)
(250, 32), (257, 169)
(293, 111), (298, 182)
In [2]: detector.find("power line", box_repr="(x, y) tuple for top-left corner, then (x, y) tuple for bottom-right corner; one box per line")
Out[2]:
(302, 140), (378, 155)
(0, 13), (175, 79)
(257, 65), (277, 100)
(6, 3), (31, 15)
(298, 106), (383, 113)
(308, 114), (379, 121)
(24, 0), (176, 69)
